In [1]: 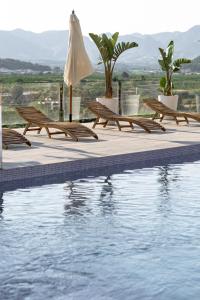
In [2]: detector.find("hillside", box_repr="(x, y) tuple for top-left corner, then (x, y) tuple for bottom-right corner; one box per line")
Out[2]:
(0, 58), (51, 72)
(0, 26), (199, 69)
(184, 56), (200, 72)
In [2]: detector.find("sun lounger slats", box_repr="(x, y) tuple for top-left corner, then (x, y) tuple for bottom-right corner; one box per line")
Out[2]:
(143, 98), (194, 125)
(181, 112), (200, 122)
(2, 128), (31, 149)
(16, 106), (52, 124)
(144, 98), (200, 124)
(87, 101), (165, 133)
(15, 106), (98, 141)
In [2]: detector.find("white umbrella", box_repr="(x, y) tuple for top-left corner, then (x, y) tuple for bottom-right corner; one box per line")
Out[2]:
(64, 10), (94, 122)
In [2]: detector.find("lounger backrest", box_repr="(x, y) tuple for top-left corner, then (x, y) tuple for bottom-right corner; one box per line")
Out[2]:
(88, 101), (119, 119)
(2, 128), (31, 147)
(16, 106), (53, 124)
(143, 98), (176, 114)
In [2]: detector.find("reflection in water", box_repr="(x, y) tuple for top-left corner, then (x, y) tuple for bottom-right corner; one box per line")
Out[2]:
(98, 176), (116, 216)
(158, 166), (171, 197)
(158, 165), (180, 197)
(157, 165), (180, 216)
(63, 176), (116, 217)
(0, 192), (4, 216)
(63, 181), (91, 216)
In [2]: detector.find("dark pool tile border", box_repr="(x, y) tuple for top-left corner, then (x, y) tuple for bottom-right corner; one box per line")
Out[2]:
(1, 144), (200, 191)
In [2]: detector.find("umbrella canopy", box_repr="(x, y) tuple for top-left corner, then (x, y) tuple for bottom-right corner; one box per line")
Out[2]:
(64, 11), (94, 121)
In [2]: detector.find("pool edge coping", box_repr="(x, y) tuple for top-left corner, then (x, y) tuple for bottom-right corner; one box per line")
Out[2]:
(1, 143), (200, 191)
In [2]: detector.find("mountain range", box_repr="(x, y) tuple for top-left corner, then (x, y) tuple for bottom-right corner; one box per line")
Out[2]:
(1, 26), (200, 69)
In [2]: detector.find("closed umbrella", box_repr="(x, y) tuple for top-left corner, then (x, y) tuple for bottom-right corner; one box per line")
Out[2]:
(64, 10), (94, 122)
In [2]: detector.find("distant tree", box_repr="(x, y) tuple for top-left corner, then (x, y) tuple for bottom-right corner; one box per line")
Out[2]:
(11, 85), (24, 104)
(53, 66), (62, 74)
(16, 78), (24, 83)
(112, 75), (119, 82)
(122, 71), (130, 79)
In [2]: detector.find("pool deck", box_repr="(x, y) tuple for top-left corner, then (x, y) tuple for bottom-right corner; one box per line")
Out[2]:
(1, 120), (200, 189)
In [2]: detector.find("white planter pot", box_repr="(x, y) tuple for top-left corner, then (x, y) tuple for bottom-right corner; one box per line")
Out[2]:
(195, 95), (200, 112)
(121, 95), (140, 116)
(96, 97), (119, 125)
(67, 96), (81, 121)
(158, 95), (178, 120)
(158, 95), (178, 110)
(96, 97), (119, 113)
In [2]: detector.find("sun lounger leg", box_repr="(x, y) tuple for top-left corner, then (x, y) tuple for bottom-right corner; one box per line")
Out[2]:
(129, 122), (134, 129)
(160, 115), (164, 122)
(174, 117), (179, 125)
(37, 127), (42, 134)
(92, 118), (99, 128)
(152, 112), (158, 120)
(23, 123), (31, 135)
(161, 126), (166, 131)
(103, 121), (108, 128)
(116, 121), (121, 131)
(185, 116), (189, 124)
(45, 127), (51, 138)
(63, 130), (78, 141)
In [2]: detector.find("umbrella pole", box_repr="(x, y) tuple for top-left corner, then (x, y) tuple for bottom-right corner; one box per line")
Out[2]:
(59, 82), (64, 122)
(69, 85), (72, 122)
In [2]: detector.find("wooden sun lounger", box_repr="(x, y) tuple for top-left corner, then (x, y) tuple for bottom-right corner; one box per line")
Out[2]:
(143, 98), (200, 125)
(87, 101), (166, 133)
(2, 128), (31, 149)
(16, 106), (98, 142)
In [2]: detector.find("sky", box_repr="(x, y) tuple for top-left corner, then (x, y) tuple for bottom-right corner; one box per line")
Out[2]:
(1, 0), (200, 35)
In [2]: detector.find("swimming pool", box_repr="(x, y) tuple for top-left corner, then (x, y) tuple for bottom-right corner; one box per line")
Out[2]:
(1, 161), (200, 299)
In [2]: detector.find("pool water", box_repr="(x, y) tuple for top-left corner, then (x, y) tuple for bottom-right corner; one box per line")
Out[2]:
(1, 162), (200, 299)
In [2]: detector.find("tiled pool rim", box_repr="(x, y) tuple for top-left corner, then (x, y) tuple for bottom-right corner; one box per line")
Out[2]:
(1, 144), (200, 192)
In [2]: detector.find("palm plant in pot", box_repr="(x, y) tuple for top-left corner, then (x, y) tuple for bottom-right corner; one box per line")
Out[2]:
(158, 40), (191, 110)
(89, 32), (138, 113)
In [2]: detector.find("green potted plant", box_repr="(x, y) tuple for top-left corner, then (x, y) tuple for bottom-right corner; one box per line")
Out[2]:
(89, 32), (138, 113)
(158, 40), (191, 110)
